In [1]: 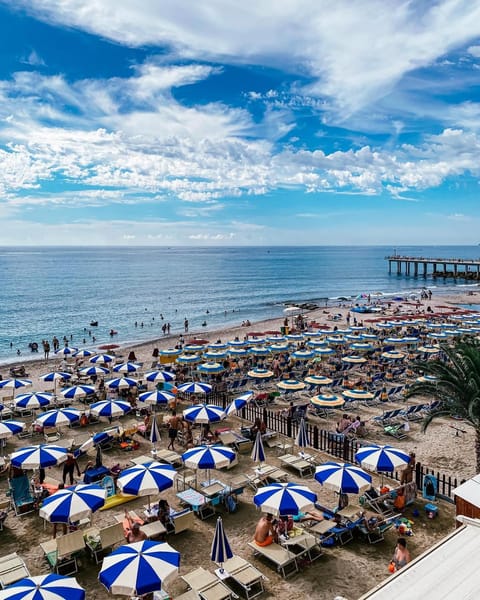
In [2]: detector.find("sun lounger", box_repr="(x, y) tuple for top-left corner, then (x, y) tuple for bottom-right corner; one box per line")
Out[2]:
(40, 529), (86, 575)
(280, 529), (323, 562)
(357, 514), (398, 544)
(182, 566), (236, 600)
(218, 555), (266, 600)
(44, 427), (61, 443)
(0, 552), (30, 589)
(247, 541), (298, 578)
(153, 448), (183, 466)
(85, 522), (125, 564)
(278, 454), (314, 478)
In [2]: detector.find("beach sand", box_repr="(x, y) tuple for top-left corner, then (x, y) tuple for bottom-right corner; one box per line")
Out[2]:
(0, 290), (477, 599)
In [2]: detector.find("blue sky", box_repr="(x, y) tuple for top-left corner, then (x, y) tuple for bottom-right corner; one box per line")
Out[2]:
(0, 1), (480, 245)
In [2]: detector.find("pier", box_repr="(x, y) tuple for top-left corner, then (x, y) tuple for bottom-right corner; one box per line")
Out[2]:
(386, 255), (480, 280)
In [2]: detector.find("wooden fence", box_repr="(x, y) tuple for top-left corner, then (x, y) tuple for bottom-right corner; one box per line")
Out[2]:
(226, 402), (462, 502)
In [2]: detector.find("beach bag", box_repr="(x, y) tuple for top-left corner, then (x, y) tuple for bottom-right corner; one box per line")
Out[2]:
(225, 494), (237, 513)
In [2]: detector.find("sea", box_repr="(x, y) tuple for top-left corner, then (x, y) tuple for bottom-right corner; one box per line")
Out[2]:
(1, 245), (480, 365)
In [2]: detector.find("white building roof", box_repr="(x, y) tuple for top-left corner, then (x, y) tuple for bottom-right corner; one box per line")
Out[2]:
(359, 522), (480, 599)
(453, 474), (480, 507)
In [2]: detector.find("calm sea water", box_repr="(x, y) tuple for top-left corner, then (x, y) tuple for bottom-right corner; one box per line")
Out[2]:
(1, 246), (479, 364)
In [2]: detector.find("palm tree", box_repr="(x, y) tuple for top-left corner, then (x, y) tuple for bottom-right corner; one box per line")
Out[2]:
(405, 338), (480, 472)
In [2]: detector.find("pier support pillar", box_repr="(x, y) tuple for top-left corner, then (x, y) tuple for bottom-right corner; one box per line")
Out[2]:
(414, 262), (418, 277)
(397, 261), (401, 275)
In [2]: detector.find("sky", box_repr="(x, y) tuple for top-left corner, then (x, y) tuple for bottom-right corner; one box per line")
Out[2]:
(0, 1), (480, 246)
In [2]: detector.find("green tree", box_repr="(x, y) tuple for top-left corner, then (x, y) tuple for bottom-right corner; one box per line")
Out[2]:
(406, 338), (480, 472)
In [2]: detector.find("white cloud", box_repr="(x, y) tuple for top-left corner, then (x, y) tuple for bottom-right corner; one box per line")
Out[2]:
(7, 0), (480, 118)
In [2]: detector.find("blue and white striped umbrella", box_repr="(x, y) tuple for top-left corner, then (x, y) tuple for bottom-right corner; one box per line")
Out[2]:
(211, 516), (233, 568)
(182, 445), (236, 471)
(150, 418), (161, 447)
(247, 368), (274, 379)
(295, 418), (310, 449)
(55, 347), (78, 356)
(277, 379), (306, 391)
(39, 483), (106, 523)
(177, 381), (212, 394)
(266, 335), (287, 343)
(183, 404), (226, 424)
(117, 461), (176, 497)
(207, 342), (229, 350)
(89, 399), (132, 418)
(61, 385), (95, 399)
(10, 444), (68, 469)
(145, 370), (176, 383)
(0, 420), (25, 440)
(161, 348), (181, 357)
(253, 482), (317, 516)
(0, 574), (85, 600)
(350, 342), (375, 352)
(40, 371), (72, 383)
(184, 344), (206, 353)
(35, 408), (81, 428)
(304, 375), (333, 386)
(285, 334), (304, 341)
(89, 354), (115, 364)
(113, 362), (142, 374)
(314, 462), (372, 494)
(78, 366), (110, 377)
(138, 390), (175, 407)
(228, 339), (247, 347)
(314, 347), (335, 356)
(226, 391), (254, 416)
(106, 377), (138, 390)
(355, 444), (410, 472)
(0, 378), (32, 391)
(197, 362), (225, 374)
(99, 540), (180, 597)
(268, 343), (290, 353)
(251, 431), (266, 464)
(15, 392), (53, 410)
(73, 349), (95, 358)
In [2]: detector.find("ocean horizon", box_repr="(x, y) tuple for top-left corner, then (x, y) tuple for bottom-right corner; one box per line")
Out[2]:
(1, 245), (479, 365)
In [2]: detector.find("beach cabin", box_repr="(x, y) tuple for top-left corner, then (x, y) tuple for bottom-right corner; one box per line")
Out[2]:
(453, 473), (480, 525)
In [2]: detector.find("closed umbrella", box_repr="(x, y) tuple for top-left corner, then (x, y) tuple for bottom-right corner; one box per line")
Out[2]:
(99, 541), (180, 597)
(295, 418), (310, 450)
(0, 574), (85, 600)
(253, 482), (317, 516)
(314, 462), (371, 494)
(10, 444), (68, 469)
(150, 417), (161, 449)
(39, 483), (106, 523)
(211, 516), (233, 571)
(251, 431), (266, 465)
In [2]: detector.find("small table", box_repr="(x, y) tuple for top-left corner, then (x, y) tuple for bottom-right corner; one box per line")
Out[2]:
(176, 489), (215, 520)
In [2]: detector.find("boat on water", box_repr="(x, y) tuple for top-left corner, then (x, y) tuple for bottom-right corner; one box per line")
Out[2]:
(90, 321), (98, 326)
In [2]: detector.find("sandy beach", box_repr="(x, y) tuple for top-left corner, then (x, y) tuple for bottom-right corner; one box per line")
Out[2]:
(0, 289), (478, 600)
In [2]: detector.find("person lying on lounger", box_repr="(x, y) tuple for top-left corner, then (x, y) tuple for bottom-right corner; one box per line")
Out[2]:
(254, 513), (276, 546)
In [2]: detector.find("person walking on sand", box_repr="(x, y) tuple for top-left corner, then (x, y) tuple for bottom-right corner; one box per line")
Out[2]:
(167, 411), (181, 451)
(62, 452), (81, 485)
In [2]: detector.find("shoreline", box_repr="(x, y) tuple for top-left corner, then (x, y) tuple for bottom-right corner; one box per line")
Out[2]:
(1, 289), (478, 373)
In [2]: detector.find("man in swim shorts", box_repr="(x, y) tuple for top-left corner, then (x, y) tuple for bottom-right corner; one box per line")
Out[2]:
(254, 513), (276, 546)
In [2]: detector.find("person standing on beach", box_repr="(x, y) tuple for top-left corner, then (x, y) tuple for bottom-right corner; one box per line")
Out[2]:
(184, 318), (189, 333)
(167, 411), (181, 451)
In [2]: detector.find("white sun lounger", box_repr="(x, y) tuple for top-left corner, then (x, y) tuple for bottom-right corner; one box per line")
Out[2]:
(218, 555), (267, 599)
(247, 541), (298, 578)
(182, 566), (236, 600)
(0, 552), (30, 589)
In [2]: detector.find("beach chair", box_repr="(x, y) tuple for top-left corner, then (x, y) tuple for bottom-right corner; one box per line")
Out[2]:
(85, 522), (124, 564)
(40, 529), (86, 575)
(0, 552), (30, 589)
(278, 454), (314, 478)
(0, 499), (9, 531)
(384, 422), (409, 440)
(44, 427), (61, 443)
(357, 514), (398, 544)
(372, 409), (402, 427)
(153, 448), (183, 466)
(182, 566), (236, 600)
(8, 475), (36, 516)
(219, 555), (266, 600)
(247, 541), (298, 578)
(170, 508), (195, 534)
(361, 488), (395, 519)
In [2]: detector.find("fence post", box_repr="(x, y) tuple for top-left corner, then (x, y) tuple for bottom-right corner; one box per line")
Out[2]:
(286, 417), (292, 439)
(313, 425), (319, 450)
(415, 462), (422, 491)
